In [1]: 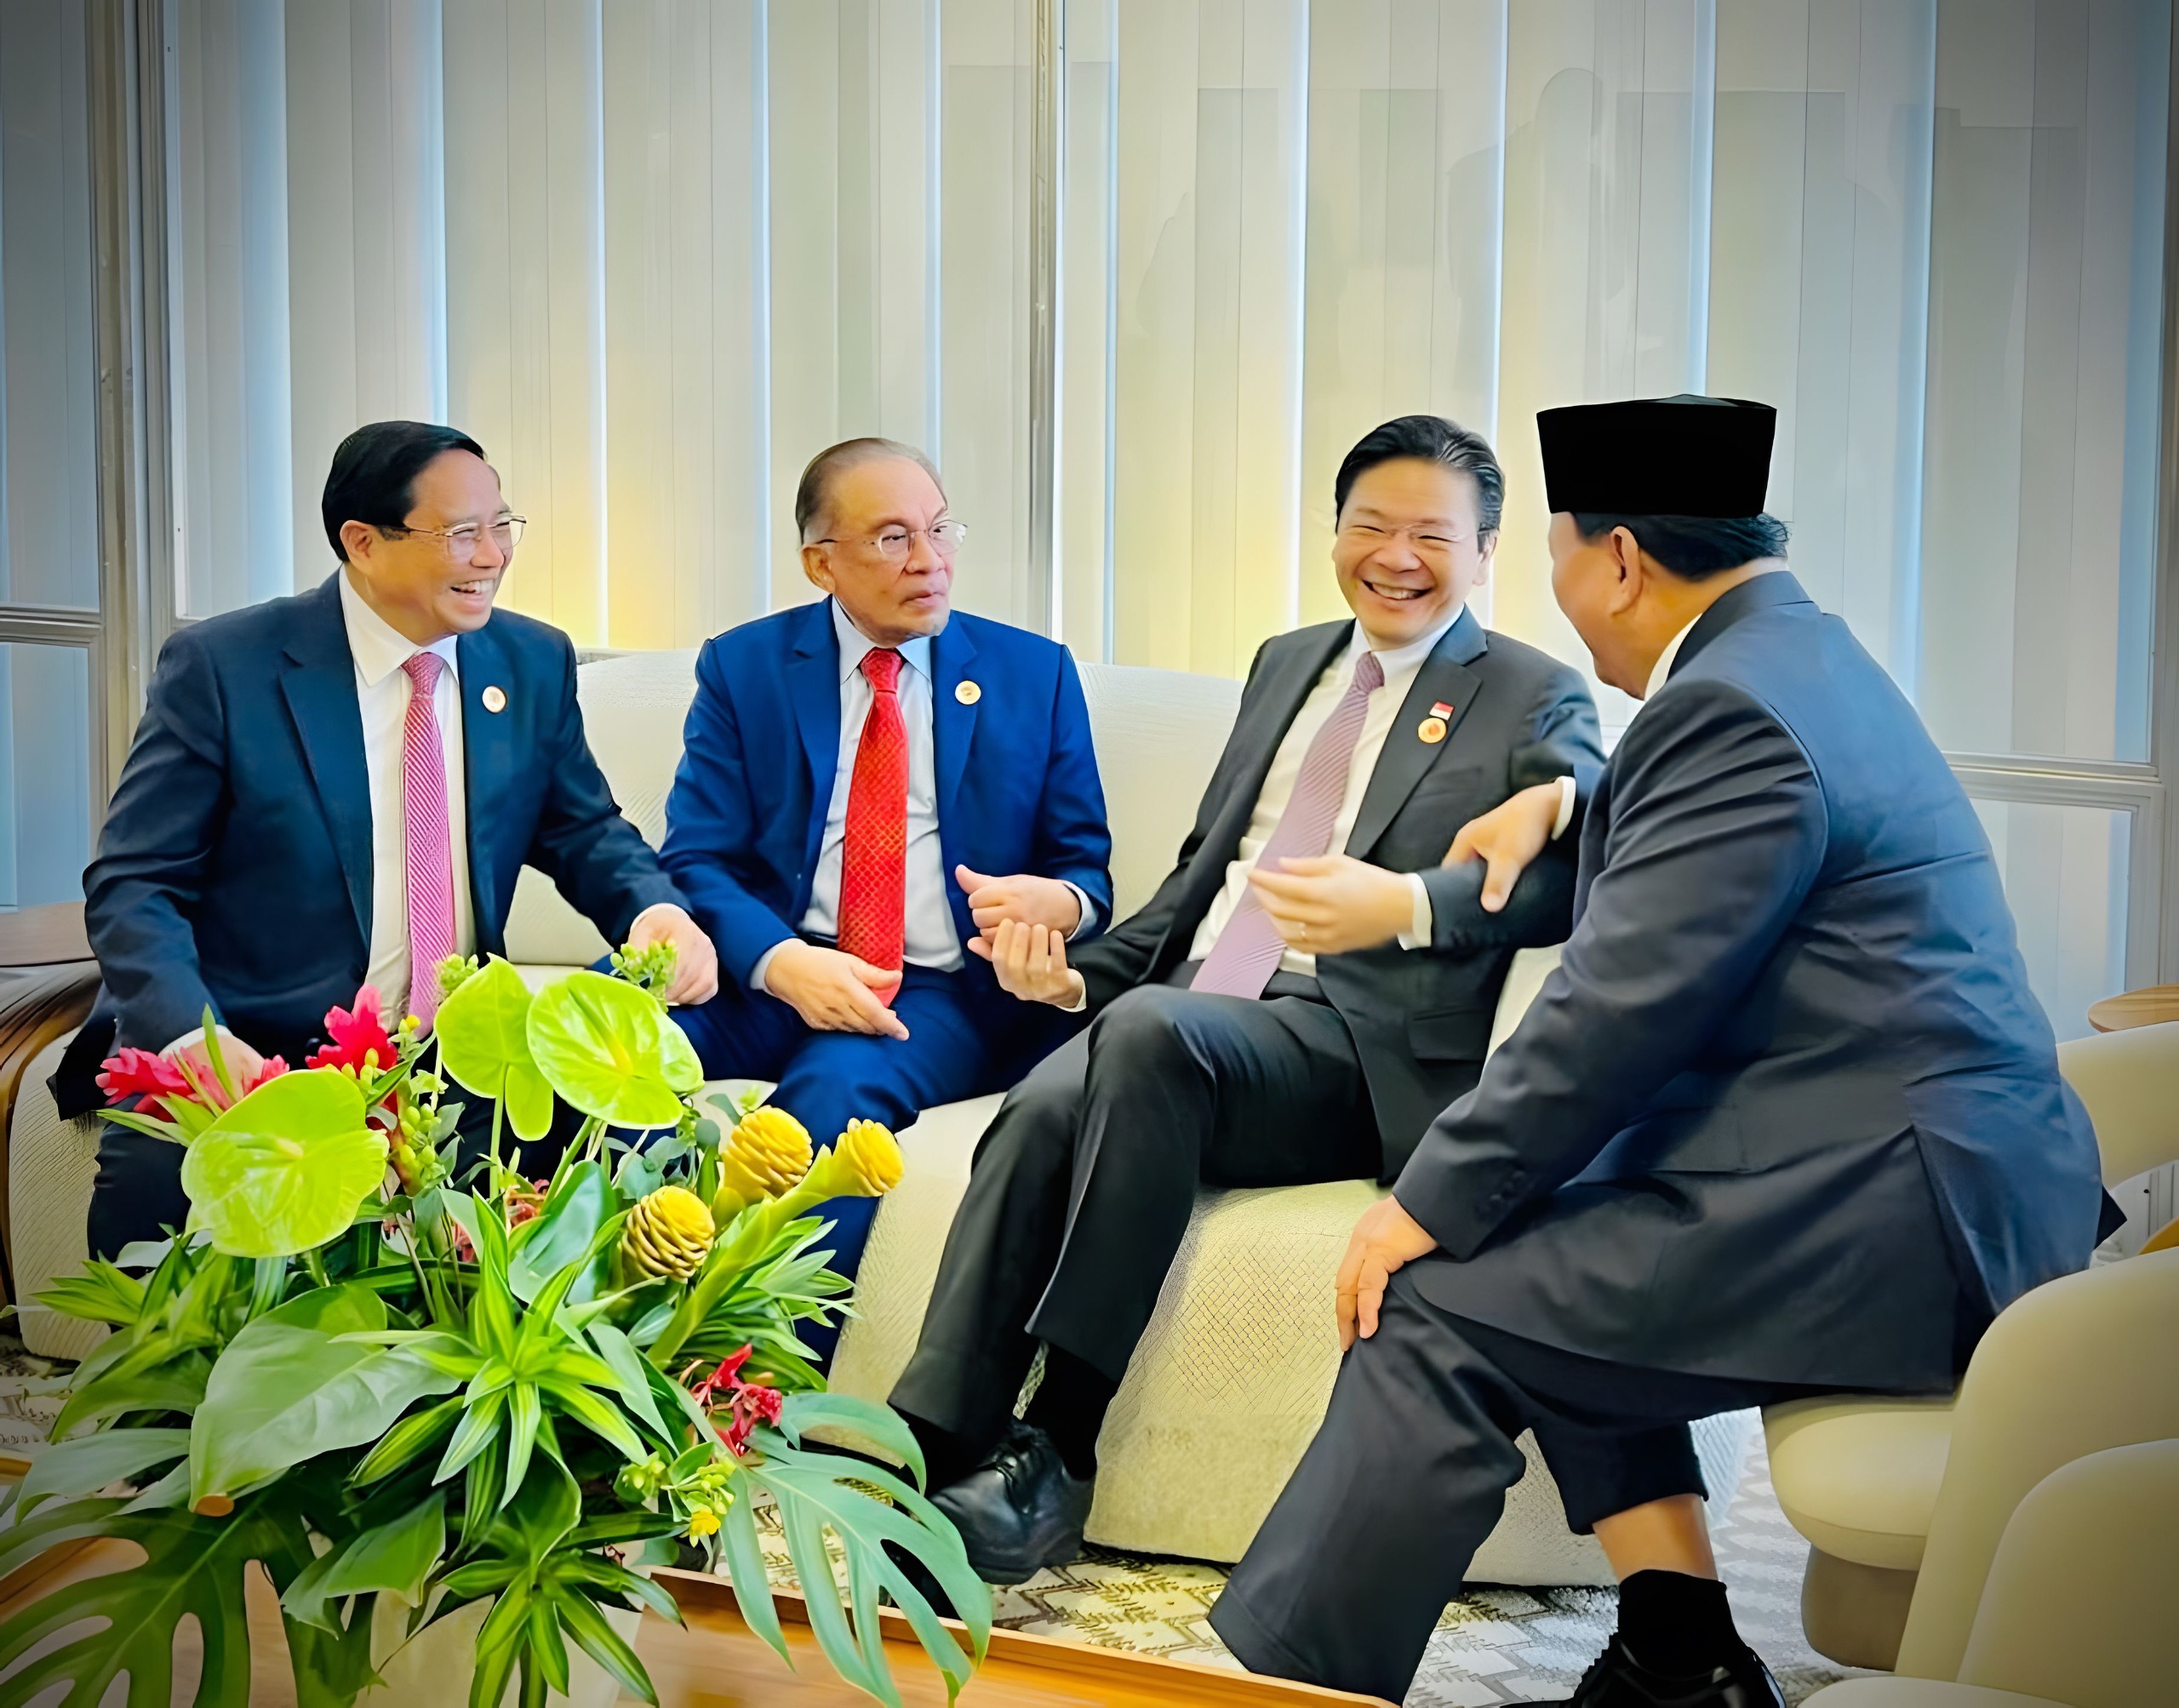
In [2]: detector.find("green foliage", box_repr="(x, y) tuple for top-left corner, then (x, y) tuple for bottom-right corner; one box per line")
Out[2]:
(3, 952), (983, 1708)
(180, 1070), (387, 1258)
(433, 957), (554, 1144)
(525, 969), (702, 1128)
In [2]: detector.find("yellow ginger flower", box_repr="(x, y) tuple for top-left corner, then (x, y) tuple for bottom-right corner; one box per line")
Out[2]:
(621, 1185), (715, 1282)
(685, 1505), (722, 1541)
(711, 1105), (814, 1220)
(803, 1118), (905, 1202)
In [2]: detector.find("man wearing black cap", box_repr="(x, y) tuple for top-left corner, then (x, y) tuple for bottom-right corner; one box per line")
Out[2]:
(1210, 395), (2108, 1706)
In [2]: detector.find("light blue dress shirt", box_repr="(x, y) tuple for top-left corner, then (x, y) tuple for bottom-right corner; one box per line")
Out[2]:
(751, 599), (1094, 993)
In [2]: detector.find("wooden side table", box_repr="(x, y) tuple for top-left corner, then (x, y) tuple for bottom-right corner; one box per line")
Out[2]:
(2086, 984), (2179, 1032)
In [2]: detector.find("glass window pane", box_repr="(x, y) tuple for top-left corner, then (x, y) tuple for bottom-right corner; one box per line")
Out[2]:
(0, 0), (100, 611)
(1917, 0), (2168, 763)
(0, 641), (91, 907)
(1971, 797), (2131, 1041)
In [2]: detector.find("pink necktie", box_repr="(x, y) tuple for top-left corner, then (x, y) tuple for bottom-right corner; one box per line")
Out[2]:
(1192, 648), (1386, 1000)
(400, 652), (455, 1029)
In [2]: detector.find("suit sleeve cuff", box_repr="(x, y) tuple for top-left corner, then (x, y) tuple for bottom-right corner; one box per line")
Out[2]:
(1397, 871), (1432, 951)
(1551, 774), (1576, 840)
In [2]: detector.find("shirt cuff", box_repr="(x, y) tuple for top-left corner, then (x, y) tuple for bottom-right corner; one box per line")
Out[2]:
(750, 940), (790, 996)
(1061, 883), (1097, 940)
(1060, 980), (1090, 1014)
(1551, 774), (1577, 840)
(1397, 871), (1433, 951)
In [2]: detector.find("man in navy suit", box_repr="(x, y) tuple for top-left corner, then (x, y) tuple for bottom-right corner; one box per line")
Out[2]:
(661, 438), (1112, 1340)
(1213, 397), (2110, 1708)
(77, 421), (717, 1257)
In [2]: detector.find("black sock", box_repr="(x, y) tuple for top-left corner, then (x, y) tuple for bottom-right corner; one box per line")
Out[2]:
(896, 1408), (981, 1493)
(1615, 1569), (1741, 1678)
(1022, 1345), (1116, 1481)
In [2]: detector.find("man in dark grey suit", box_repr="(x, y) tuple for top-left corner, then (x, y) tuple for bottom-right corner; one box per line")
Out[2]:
(1211, 396), (2110, 1708)
(886, 416), (1605, 1585)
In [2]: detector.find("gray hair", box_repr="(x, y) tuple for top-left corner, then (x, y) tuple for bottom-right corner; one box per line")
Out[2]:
(795, 437), (946, 543)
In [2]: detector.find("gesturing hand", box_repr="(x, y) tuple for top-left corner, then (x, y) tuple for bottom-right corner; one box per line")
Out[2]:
(1335, 1195), (1440, 1351)
(1445, 781), (1564, 913)
(971, 918), (1086, 1008)
(626, 903), (722, 1005)
(764, 940), (911, 1040)
(955, 866), (1083, 941)
(1247, 854), (1414, 956)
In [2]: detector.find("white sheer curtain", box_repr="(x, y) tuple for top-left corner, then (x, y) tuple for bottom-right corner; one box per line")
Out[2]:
(168, 0), (1034, 644)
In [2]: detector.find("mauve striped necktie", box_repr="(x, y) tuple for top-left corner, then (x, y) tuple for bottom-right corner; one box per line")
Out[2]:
(1192, 648), (1386, 1000)
(400, 651), (456, 1029)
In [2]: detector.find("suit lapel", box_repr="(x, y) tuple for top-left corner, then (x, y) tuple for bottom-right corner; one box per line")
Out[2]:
(788, 602), (844, 879)
(931, 618), (981, 828)
(455, 623), (513, 940)
(1344, 607), (1488, 859)
(278, 579), (374, 949)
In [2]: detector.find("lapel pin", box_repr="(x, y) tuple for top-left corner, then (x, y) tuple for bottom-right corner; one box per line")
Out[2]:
(482, 685), (508, 713)
(1418, 716), (1448, 745)
(955, 680), (981, 705)
(1430, 700), (1454, 718)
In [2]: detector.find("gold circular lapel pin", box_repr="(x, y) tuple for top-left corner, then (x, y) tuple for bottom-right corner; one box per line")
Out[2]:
(955, 680), (981, 705)
(1418, 716), (1447, 745)
(482, 685), (508, 713)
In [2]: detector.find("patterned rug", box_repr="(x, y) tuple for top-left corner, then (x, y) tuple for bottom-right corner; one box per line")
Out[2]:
(0, 1336), (1858, 1705)
(753, 1419), (1866, 1706)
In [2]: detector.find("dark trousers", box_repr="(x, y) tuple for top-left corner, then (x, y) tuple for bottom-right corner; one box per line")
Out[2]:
(673, 961), (1060, 1365)
(889, 965), (1382, 1451)
(1210, 1270), (1821, 1704)
(86, 1082), (587, 1261)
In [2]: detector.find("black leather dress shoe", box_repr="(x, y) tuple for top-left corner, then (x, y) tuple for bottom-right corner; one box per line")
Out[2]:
(928, 1421), (1094, 1585)
(1535, 1634), (1786, 1707)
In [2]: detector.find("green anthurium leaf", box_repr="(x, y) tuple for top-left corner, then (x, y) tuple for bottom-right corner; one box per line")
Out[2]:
(525, 970), (701, 1128)
(11, 1427), (191, 1517)
(189, 1283), (458, 1507)
(0, 1488), (315, 1708)
(433, 957), (556, 1144)
(180, 1069), (388, 1259)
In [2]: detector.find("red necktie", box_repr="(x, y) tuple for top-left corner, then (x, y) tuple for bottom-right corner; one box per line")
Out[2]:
(837, 648), (907, 974)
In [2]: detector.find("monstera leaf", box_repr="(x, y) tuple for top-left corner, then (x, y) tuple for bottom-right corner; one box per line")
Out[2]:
(525, 970), (702, 1129)
(180, 1069), (387, 1258)
(433, 957), (555, 1142)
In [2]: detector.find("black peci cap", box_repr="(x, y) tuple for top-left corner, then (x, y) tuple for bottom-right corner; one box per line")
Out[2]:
(1537, 394), (1776, 517)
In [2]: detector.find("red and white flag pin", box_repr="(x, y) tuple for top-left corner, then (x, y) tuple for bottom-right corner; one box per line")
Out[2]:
(1429, 700), (1453, 718)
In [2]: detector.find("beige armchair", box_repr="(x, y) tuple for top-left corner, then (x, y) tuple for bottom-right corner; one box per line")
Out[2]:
(1802, 1439), (2179, 1708)
(1764, 1020), (2179, 1671)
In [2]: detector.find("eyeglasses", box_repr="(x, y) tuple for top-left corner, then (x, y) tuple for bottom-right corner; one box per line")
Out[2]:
(815, 520), (969, 563)
(1338, 521), (1480, 557)
(386, 515), (527, 565)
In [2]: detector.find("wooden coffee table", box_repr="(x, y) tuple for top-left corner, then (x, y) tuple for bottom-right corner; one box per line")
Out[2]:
(2086, 984), (2179, 1032)
(0, 1532), (1393, 1707)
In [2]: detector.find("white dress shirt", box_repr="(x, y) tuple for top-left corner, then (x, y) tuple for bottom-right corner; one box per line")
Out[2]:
(339, 570), (476, 1014)
(753, 600), (1093, 993)
(1645, 615), (1700, 699)
(1187, 614), (1461, 979)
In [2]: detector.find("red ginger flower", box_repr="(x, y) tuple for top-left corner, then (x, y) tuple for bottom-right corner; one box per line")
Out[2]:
(687, 1345), (786, 1455)
(96, 1048), (191, 1119)
(307, 986), (396, 1074)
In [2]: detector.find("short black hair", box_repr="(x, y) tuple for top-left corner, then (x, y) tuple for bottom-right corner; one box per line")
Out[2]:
(322, 420), (489, 563)
(1333, 415), (1504, 535)
(795, 437), (946, 543)
(1570, 512), (1789, 580)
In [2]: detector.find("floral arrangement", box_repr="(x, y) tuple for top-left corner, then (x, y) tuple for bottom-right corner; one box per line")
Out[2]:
(0, 949), (987, 1708)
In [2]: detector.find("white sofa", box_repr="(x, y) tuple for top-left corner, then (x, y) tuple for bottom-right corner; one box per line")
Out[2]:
(9, 646), (1752, 1582)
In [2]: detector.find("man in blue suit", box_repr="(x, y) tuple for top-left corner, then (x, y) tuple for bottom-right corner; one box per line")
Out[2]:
(1214, 397), (2112, 1708)
(75, 420), (717, 1257)
(661, 438), (1112, 1338)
